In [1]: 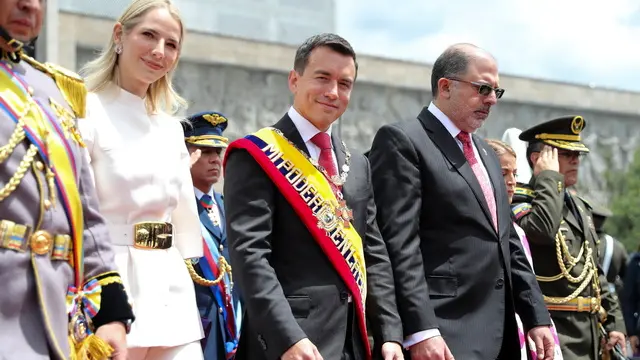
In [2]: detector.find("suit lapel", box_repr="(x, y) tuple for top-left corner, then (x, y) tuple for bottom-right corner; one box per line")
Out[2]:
(214, 192), (227, 241)
(275, 114), (309, 158)
(562, 193), (585, 235)
(417, 108), (494, 229)
(563, 206), (582, 234)
(331, 131), (355, 207)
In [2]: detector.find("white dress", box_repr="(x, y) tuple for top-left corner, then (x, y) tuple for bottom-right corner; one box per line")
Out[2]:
(79, 83), (204, 348)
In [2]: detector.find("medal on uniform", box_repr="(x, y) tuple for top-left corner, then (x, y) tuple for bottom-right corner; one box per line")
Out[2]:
(207, 207), (221, 227)
(69, 310), (89, 343)
(335, 193), (353, 228)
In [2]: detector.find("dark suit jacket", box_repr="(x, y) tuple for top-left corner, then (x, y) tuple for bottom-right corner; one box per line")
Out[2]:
(224, 114), (403, 360)
(368, 107), (550, 360)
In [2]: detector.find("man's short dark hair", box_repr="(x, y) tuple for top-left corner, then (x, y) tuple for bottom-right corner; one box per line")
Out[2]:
(294, 33), (358, 77)
(430, 46), (472, 97)
(525, 141), (545, 168)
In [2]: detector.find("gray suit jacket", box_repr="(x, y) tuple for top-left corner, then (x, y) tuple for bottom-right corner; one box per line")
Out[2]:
(0, 55), (133, 360)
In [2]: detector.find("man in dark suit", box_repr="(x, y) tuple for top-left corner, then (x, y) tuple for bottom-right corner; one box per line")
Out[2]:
(183, 111), (243, 360)
(368, 43), (555, 360)
(223, 33), (404, 360)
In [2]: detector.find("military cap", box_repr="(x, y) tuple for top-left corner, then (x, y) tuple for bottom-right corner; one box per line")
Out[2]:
(519, 115), (589, 153)
(183, 111), (229, 148)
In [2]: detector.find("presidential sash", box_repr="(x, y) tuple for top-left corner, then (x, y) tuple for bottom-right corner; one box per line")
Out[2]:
(0, 62), (109, 357)
(225, 127), (370, 358)
(0, 62), (85, 286)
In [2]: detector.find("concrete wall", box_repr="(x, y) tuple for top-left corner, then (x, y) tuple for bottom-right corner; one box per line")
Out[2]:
(63, 12), (640, 203)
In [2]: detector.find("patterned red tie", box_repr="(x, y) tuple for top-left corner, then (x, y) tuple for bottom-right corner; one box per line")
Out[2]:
(456, 131), (497, 230)
(310, 132), (339, 182)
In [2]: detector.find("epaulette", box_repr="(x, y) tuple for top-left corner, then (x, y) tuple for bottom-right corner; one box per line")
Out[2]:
(512, 202), (532, 220)
(20, 54), (87, 118)
(512, 182), (536, 204)
(575, 193), (593, 210)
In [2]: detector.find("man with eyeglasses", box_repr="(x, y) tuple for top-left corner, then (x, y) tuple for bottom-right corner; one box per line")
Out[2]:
(368, 43), (554, 360)
(513, 116), (627, 360)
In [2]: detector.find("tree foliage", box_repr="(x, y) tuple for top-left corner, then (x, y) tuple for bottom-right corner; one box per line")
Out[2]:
(605, 147), (640, 252)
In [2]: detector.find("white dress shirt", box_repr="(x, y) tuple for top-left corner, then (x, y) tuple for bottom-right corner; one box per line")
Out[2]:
(403, 102), (494, 348)
(79, 83), (204, 348)
(428, 102), (493, 191)
(194, 187), (224, 232)
(288, 106), (339, 171)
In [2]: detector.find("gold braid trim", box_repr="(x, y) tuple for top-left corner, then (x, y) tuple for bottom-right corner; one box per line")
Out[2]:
(20, 54), (87, 118)
(0, 119), (26, 163)
(0, 144), (37, 202)
(185, 257), (233, 287)
(95, 276), (122, 287)
(537, 229), (592, 283)
(83, 271), (121, 285)
(538, 228), (600, 307)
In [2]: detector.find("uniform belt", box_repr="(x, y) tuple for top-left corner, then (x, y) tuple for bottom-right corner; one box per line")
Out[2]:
(0, 219), (72, 260)
(545, 296), (599, 313)
(108, 222), (173, 250)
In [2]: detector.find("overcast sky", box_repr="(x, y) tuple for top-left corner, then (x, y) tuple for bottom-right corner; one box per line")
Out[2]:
(336, 0), (640, 92)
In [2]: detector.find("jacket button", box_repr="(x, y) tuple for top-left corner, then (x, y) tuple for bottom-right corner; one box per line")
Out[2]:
(495, 278), (504, 289)
(340, 291), (349, 301)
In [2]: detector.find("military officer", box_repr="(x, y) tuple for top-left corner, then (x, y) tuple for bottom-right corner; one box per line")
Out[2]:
(512, 115), (626, 360)
(183, 111), (243, 360)
(0, 0), (134, 359)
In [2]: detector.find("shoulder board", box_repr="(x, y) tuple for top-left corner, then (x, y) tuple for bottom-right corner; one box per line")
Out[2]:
(512, 202), (532, 220)
(20, 54), (87, 119)
(576, 194), (593, 209)
(567, 189), (592, 209)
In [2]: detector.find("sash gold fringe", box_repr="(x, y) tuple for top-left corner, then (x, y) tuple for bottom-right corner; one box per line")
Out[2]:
(69, 334), (113, 360)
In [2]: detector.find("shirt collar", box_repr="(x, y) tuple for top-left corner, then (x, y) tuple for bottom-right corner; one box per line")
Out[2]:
(428, 101), (463, 139)
(193, 187), (214, 201)
(288, 106), (333, 144)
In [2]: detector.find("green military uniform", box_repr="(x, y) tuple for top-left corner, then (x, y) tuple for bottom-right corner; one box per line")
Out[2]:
(512, 116), (625, 360)
(0, 33), (133, 359)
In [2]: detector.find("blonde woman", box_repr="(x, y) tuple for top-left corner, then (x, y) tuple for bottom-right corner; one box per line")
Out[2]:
(486, 139), (564, 360)
(78, 0), (204, 358)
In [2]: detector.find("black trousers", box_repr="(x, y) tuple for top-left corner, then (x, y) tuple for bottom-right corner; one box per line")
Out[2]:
(342, 303), (356, 360)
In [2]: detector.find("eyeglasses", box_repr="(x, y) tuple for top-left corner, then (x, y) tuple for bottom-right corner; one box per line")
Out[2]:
(558, 151), (585, 160)
(447, 78), (505, 99)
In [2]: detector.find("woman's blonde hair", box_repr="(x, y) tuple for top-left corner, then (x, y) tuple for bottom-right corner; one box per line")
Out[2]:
(80, 0), (187, 115)
(485, 139), (517, 158)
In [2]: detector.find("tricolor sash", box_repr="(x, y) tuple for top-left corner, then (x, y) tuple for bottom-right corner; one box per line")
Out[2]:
(0, 61), (110, 357)
(225, 127), (370, 358)
(200, 222), (239, 359)
(0, 62), (85, 288)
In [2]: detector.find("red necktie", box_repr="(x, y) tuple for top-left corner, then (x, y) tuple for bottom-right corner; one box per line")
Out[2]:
(310, 132), (339, 182)
(457, 131), (497, 230)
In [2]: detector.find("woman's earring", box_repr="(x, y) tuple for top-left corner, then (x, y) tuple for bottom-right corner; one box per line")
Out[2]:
(115, 44), (123, 54)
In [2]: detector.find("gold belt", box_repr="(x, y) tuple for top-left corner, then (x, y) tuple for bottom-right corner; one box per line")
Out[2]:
(545, 296), (599, 313)
(132, 222), (173, 250)
(0, 219), (72, 260)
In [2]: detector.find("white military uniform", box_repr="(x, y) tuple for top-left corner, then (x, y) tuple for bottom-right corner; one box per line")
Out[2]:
(78, 83), (204, 358)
